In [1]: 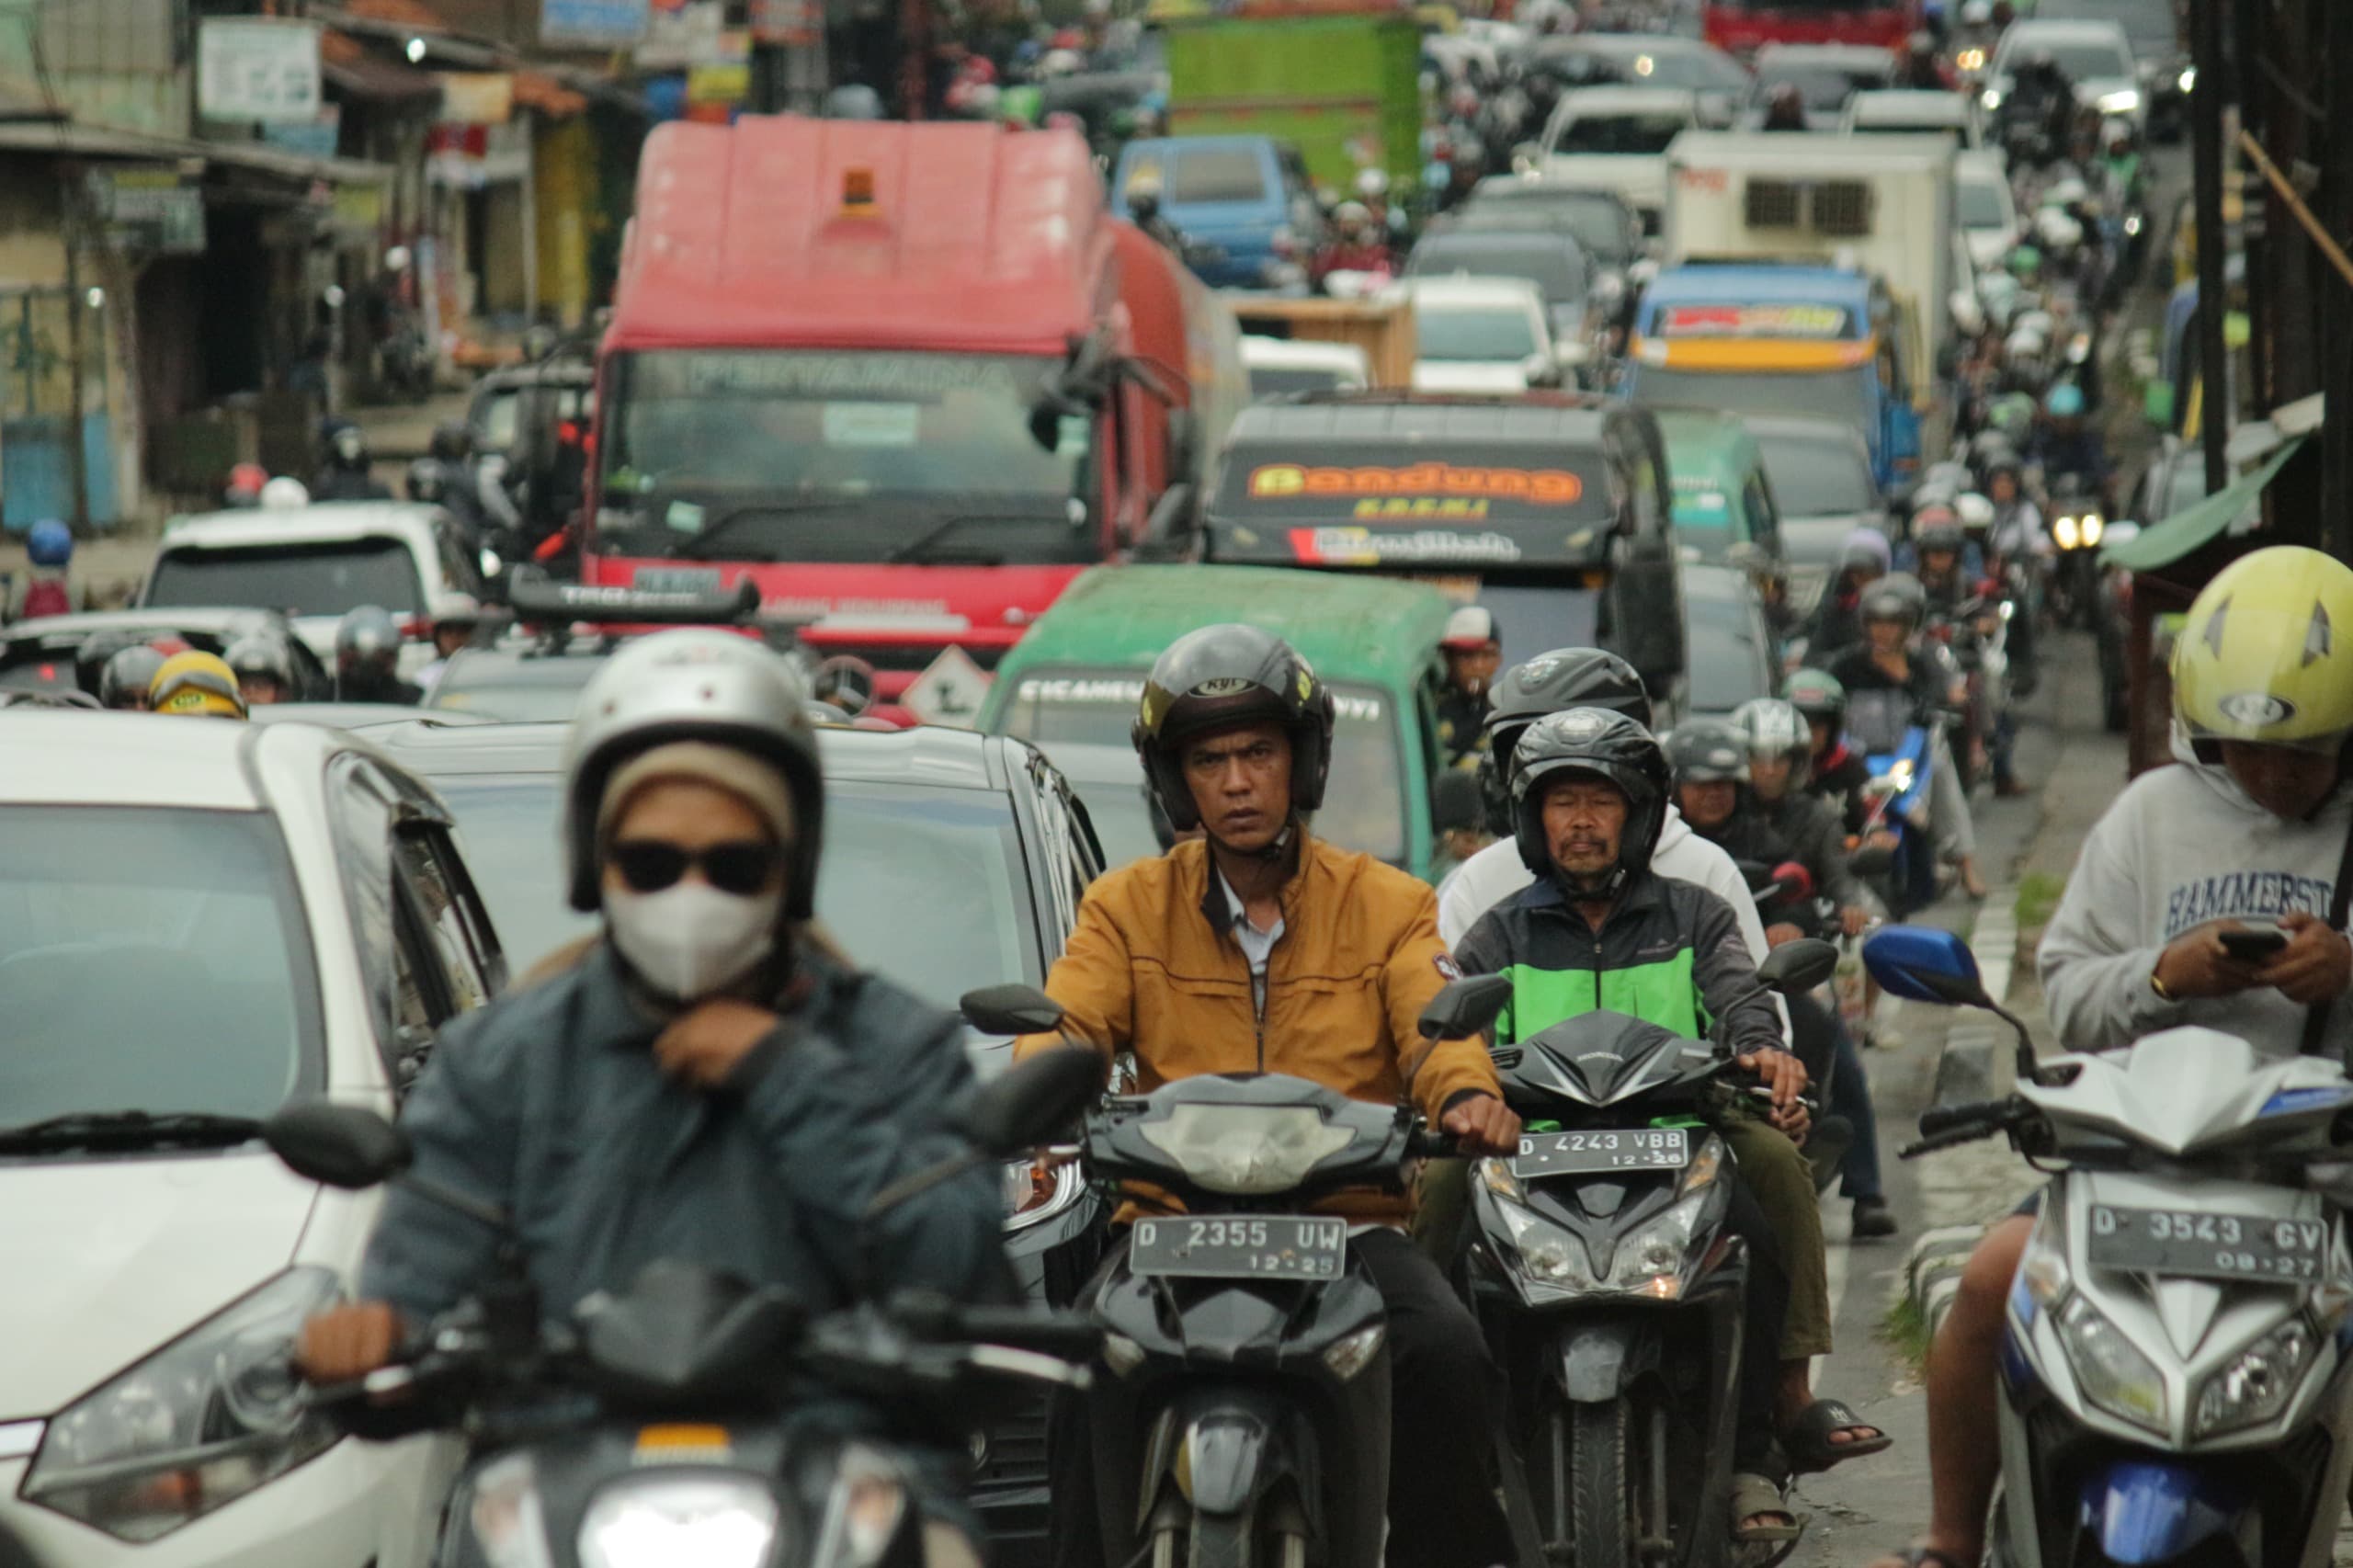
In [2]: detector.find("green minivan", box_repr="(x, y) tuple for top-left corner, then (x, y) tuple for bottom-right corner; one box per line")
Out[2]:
(1651, 407), (1788, 574)
(976, 563), (1460, 881)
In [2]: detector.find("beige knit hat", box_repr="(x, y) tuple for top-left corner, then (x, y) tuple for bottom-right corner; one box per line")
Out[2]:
(594, 741), (798, 859)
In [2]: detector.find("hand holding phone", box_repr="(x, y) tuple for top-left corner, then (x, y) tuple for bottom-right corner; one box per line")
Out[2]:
(2218, 923), (2291, 962)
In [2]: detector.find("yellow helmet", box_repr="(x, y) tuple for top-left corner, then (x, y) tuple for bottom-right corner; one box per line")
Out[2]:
(149, 651), (248, 720)
(2173, 545), (2353, 751)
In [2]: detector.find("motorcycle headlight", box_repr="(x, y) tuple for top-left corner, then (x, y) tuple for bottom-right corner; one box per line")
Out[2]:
(472, 1452), (555, 1568)
(2125, 214), (2144, 237)
(1491, 1188), (1597, 1289)
(2081, 514), (2104, 546)
(23, 1267), (342, 1541)
(1140, 1104), (1354, 1195)
(1002, 1157), (1082, 1233)
(1982, 87), (2004, 110)
(1605, 1179), (1730, 1300)
(1321, 1324), (1388, 1381)
(2193, 1319), (2317, 1437)
(579, 1474), (780, 1568)
(811, 1445), (906, 1568)
(2059, 1296), (2169, 1433)
(2053, 515), (2080, 550)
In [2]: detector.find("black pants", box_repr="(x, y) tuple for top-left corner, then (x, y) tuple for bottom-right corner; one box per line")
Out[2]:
(1049, 1227), (1515, 1568)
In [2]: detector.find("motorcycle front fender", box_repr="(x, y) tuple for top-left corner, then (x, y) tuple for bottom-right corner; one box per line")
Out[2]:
(2077, 1458), (2254, 1567)
(1138, 1386), (1299, 1522)
(1552, 1319), (1656, 1403)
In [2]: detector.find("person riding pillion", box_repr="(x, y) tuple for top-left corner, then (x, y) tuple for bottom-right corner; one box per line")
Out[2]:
(1453, 709), (1891, 1508)
(297, 631), (1010, 1559)
(1012, 622), (1522, 1568)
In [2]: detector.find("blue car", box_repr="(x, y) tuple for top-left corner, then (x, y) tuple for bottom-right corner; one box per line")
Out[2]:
(1111, 135), (1324, 290)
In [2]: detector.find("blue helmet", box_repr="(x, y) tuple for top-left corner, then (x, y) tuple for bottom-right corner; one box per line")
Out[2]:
(26, 518), (71, 567)
(2045, 381), (2086, 418)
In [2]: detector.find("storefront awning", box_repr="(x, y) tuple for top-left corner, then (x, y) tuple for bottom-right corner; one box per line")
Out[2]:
(2102, 435), (2310, 573)
(0, 120), (393, 185)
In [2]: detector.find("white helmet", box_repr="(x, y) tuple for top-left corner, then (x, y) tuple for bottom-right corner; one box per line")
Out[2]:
(259, 476), (311, 509)
(2005, 324), (2047, 360)
(1957, 492), (1996, 534)
(1355, 166), (1390, 199)
(562, 631), (821, 917)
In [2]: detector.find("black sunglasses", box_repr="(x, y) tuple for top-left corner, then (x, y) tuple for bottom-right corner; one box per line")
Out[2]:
(608, 839), (783, 897)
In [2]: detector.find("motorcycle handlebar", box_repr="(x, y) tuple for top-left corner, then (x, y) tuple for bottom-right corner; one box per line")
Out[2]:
(947, 1306), (1104, 1358)
(1916, 1096), (2023, 1138)
(1408, 1130), (1461, 1159)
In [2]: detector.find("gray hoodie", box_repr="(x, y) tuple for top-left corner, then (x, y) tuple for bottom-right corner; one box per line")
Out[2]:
(2039, 754), (2353, 1059)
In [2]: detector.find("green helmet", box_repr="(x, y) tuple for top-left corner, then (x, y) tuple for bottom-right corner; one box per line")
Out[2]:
(1785, 666), (1847, 724)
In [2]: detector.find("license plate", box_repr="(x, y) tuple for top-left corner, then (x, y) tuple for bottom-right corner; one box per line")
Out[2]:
(2086, 1206), (2331, 1285)
(1130, 1216), (1348, 1281)
(632, 566), (724, 593)
(1510, 1128), (1689, 1179)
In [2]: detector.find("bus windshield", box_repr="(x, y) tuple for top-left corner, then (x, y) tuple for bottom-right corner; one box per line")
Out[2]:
(594, 349), (1097, 564)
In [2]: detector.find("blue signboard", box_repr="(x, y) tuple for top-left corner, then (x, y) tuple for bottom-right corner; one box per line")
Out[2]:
(542, 0), (649, 48)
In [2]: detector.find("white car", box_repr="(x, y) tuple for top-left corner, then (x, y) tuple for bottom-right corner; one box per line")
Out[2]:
(1538, 85), (1701, 233)
(1240, 335), (1371, 400)
(1956, 148), (2022, 270)
(1984, 17), (2144, 130)
(0, 714), (505, 1568)
(141, 503), (489, 677)
(1842, 88), (1984, 151)
(1403, 276), (1569, 393)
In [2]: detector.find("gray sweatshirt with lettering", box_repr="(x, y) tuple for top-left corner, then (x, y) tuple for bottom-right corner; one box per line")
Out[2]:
(2039, 753), (2353, 1059)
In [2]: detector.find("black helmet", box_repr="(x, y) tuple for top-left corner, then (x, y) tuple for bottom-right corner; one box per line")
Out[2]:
(1133, 624), (1335, 834)
(1509, 707), (1670, 893)
(428, 420), (473, 463)
(405, 458), (447, 504)
(98, 644), (167, 710)
(335, 605), (402, 675)
(1859, 572), (1928, 632)
(1477, 648), (1649, 834)
(1665, 719), (1750, 787)
(224, 631), (298, 695)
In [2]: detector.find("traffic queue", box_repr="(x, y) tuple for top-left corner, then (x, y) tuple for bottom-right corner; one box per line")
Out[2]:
(16, 1), (2332, 1568)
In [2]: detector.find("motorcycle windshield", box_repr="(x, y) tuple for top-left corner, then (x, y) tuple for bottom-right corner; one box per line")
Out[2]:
(1847, 688), (1915, 756)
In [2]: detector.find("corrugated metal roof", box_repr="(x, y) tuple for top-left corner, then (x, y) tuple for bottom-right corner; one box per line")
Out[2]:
(608, 117), (1111, 354)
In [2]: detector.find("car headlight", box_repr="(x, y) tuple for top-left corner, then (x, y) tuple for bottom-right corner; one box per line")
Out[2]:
(1322, 1324), (1387, 1381)
(1140, 1104), (1354, 1195)
(2059, 1296), (2169, 1433)
(2054, 514), (2081, 550)
(1002, 1157), (1083, 1233)
(2194, 1319), (2317, 1437)
(811, 1445), (905, 1568)
(23, 1267), (343, 1541)
(2098, 88), (2142, 114)
(2080, 514), (2105, 546)
(472, 1452), (555, 1568)
(579, 1473), (781, 1568)
(1982, 87), (2004, 110)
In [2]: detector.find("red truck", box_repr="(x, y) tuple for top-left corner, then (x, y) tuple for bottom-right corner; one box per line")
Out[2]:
(1701, 0), (1922, 56)
(580, 116), (1244, 717)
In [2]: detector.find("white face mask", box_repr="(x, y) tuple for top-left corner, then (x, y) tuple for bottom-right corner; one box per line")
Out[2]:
(604, 881), (782, 1003)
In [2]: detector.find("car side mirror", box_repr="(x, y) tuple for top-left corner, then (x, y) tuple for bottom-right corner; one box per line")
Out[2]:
(1863, 925), (1990, 1007)
(961, 983), (1068, 1038)
(1756, 937), (1839, 994)
(961, 1046), (1108, 1158)
(264, 1101), (412, 1189)
(1419, 973), (1515, 1040)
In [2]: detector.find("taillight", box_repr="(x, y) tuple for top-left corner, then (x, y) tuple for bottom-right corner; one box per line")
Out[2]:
(400, 615), (430, 640)
(558, 419), (580, 447)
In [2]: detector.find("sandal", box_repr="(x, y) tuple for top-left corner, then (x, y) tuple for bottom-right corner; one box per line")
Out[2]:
(1781, 1397), (1893, 1474)
(1732, 1471), (1801, 1544)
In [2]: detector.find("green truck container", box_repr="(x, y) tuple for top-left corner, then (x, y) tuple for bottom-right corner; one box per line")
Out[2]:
(1163, 15), (1423, 192)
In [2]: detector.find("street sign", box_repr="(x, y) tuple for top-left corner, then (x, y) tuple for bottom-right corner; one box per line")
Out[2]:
(542, 0), (650, 47)
(198, 18), (322, 123)
(901, 645), (992, 727)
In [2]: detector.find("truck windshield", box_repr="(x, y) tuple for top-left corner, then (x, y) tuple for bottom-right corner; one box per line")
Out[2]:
(998, 674), (1409, 866)
(1633, 364), (1873, 437)
(145, 538), (425, 618)
(1753, 426), (1878, 515)
(596, 349), (1095, 564)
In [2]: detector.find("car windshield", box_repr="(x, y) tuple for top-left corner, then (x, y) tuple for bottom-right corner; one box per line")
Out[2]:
(2010, 39), (2132, 79)
(1959, 179), (2010, 228)
(433, 776), (1039, 1007)
(1554, 110), (1689, 155)
(1753, 427), (1878, 515)
(0, 806), (318, 1125)
(1632, 49), (1750, 92)
(144, 538), (425, 619)
(596, 349), (1095, 564)
(1633, 365), (1873, 437)
(1411, 240), (1588, 306)
(1165, 148), (1271, 204)
(1248, 365), (1357, 398)
(1754, 62), (1882, 110)
(1415, 301), (1541, 361)
(1459, 193), (1636, 267)
(997, 676), (1409, 865)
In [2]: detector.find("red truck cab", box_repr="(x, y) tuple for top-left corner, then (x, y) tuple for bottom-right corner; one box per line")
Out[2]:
(1702, 0), (1922, 56)
(582, 116), (1239, 710)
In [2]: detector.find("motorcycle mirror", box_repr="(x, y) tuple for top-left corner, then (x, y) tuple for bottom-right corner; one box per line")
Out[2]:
(1847, 843), (1896, 877)
(1863, 925), (1990, 1007)
(1770, 860), (1814, 901)
(1418, 973), (1514, 1040)
(961, 983), (1067, 1037)
(264, 1100), (412, 1189)
(1756, 937), (1839, 994)
(962, 1046), (1108, 1158)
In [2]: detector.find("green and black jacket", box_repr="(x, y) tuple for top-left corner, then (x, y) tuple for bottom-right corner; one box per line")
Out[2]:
(1453, 868), (1784, 1054)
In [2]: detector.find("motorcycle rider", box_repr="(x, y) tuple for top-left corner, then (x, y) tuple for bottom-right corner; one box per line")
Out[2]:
(417, 595), (485, 694)
(223, 631), (301, 707)
(13, 517), (77, 620)
(1894, 29), (1952, 89)
(1868, 546), (2353, 1568)
(2004, 50), (2076, 161)
(313, 422), (392, 502)
(297, 631), (1008, 1560)
(1806, 527), (1894, 661)
(1015, 623), (1521, 1568)
(148, 650), (247, 720)
(97, 642), (167, 710)
(1790, 667), (1872, 835)
(1435, 604), (1501, 768)
(1760, 82), (1809, 131)
(1121, 174), (1187, 255)
(2031, 381), (2111, 504)
(1907, 512), (1979, 614)
(1455, 710), (1890, 1537)
(335, 604), (422, 705)
(1828, 574), (1988, 903)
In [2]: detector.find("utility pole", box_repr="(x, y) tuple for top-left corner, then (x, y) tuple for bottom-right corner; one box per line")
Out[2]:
(2324, 0), (2353, 560)
(2187, 0), (2231, 496)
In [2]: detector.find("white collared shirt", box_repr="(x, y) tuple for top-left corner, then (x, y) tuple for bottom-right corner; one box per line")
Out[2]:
(1219, 869), (1285, 1013)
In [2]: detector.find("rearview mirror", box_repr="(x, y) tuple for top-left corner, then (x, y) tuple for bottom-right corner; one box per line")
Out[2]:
(1756, 937), (1838, 994)
(1863, 925), (1989, 1007)
(1419, 973), (1515, 1040)
(264, 1101), (412, 1190)
(1769, 860), (1814, 901)
(962, 1046), (1108, 1157)
(961, 983), (1068, 1038)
